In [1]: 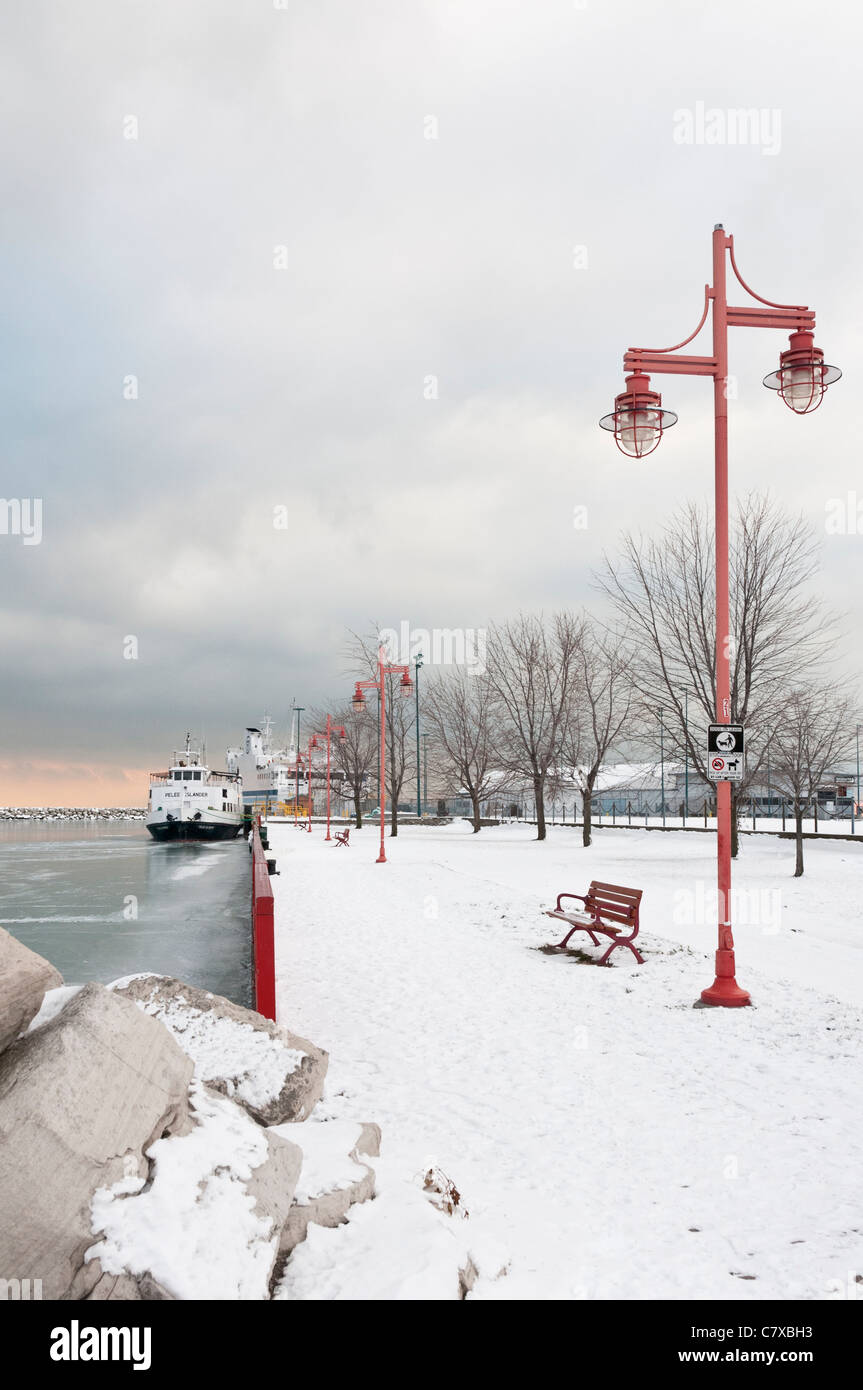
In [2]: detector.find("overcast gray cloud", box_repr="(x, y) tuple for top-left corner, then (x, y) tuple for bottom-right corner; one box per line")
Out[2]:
(0, 0), (860, 800)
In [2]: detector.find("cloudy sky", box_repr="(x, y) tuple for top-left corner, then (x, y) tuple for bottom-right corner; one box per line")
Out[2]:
(1, 0), (860, 805)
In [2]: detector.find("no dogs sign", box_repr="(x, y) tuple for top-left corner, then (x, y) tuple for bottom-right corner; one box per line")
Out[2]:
(707, 724), (745, 782)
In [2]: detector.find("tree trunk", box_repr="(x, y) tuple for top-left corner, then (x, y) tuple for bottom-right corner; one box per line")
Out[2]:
(353, 789), (363, 829)
(582, 789), (592, 848)
(470, 792), (482, 833)
(794, 807), (804, 877)
(390, 798), (398, 837)
(534, 778), (546, 841)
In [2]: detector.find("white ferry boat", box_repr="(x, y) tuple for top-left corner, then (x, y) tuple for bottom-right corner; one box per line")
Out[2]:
(146, 736), (243, 841)
(225, 716), (349, 818)
(226, 719), (300, 814)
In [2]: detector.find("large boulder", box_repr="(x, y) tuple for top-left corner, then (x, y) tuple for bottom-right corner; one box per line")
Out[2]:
(87, 1082), (304, 1300)
(0, 982), (194, 1300)
(0, 928), (62, 1053)
(111, 975), (328, 1125)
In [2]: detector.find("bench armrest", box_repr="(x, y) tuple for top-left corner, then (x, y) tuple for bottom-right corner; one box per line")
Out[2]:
(554, 892), (591, 913)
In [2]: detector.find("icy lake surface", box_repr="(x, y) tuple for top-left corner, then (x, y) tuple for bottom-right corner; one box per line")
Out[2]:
(0, 824), (251, 1005)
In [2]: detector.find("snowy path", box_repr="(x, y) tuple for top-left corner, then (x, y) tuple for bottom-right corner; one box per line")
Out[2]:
(270, 821), (863, 1300)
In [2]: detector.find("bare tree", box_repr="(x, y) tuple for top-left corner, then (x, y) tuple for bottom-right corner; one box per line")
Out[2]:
(485, 611), (581, 841)
(423, 669), (502, 832)
(344, 627), (416, 837)
(560, 620), (634, 847)
(327, 704), (376, 828)
(597, 493), (837, 856)
(769, 685), (853, 876)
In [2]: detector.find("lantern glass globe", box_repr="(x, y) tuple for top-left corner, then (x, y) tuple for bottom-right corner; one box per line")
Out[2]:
(619, 407), (659, 457)
(783, 365), (819, 412)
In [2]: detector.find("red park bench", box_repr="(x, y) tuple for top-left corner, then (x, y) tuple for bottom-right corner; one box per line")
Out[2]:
(333, 827), (351, 848)
(545, 880), (644, 966)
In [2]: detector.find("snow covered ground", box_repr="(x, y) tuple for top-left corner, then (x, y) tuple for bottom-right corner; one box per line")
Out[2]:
(270, 820), (863, 1301)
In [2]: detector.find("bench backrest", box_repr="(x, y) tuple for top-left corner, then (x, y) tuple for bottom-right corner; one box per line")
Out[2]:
(586, 881), (641, 926)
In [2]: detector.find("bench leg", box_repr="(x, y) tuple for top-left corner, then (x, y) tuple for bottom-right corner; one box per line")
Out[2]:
(596, 936), (644, 967)
(553, 924), (600, 950)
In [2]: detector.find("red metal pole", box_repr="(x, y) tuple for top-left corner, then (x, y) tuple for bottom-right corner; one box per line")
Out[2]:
(307, 737), (313, 832)
(251, 824), (276, 1021)
(325, 716), (332, 840)
(377, 652), (387, 863)
(701, 225), (750, 1007)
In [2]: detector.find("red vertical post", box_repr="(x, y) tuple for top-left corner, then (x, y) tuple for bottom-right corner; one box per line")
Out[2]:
(325, 715), (332, 840)
(307, 737), (313, 832)
(701, 225), (750, 1007)
(251, 826), (276, 1021)
(377, 650), (387, 864)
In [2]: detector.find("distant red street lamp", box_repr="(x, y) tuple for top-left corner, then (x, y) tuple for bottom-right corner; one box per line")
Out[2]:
(351, 645), (413, 863)
(601, 225), (841, 1007)
(289, 750), (304, 821)
(312, 715), (347, 840)
(306, 735), (320, 833)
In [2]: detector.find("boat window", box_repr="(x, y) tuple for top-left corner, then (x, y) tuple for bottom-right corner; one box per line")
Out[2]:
(173, 771), (182, 781)
(193, 771), (202, 781)
(183, 771), (193, 781)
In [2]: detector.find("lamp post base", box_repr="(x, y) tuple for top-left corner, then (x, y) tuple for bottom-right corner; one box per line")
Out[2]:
(376, 852), (387, 864)
(700, 949), (751, 1006)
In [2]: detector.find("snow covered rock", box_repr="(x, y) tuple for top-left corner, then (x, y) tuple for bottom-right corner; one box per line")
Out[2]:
(86, 1082), (304, 1300)
(111, 974), (328, 1125)
(0, 926), (63, 1054)
(0, 982), (194, 1300)
(272, 1119), (381, 1264)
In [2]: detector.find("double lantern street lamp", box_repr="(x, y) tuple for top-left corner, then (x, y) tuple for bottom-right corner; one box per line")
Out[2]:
(351, 646), (413, 864)
(600, 225), (841, 1007)
(311, 715), (346, 841)
(289, 750), (304, 822)
(306, 736), (319, 833)
(414, 652), (424, 819)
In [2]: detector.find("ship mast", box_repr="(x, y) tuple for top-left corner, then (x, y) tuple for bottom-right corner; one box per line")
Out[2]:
(261, 712), (274, 754)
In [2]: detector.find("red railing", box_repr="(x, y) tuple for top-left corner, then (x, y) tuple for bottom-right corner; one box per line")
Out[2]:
(251, 823), (275, 1021)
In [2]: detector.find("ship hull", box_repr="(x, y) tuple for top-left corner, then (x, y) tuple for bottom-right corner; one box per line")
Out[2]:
(146, 818), (241, 842)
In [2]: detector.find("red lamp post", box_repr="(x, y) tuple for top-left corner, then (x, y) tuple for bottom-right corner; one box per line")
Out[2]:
(312, 715), (347, 840)
(306, 735), (319, 833)
(601, 225), (841, 1007)
(290, 751), (304, 821)
(351, 645), (413, 863)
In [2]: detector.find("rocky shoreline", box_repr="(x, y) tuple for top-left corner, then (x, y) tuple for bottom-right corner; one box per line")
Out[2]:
(0, 928), (385, 1300)
(0, 808), (146, 822)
